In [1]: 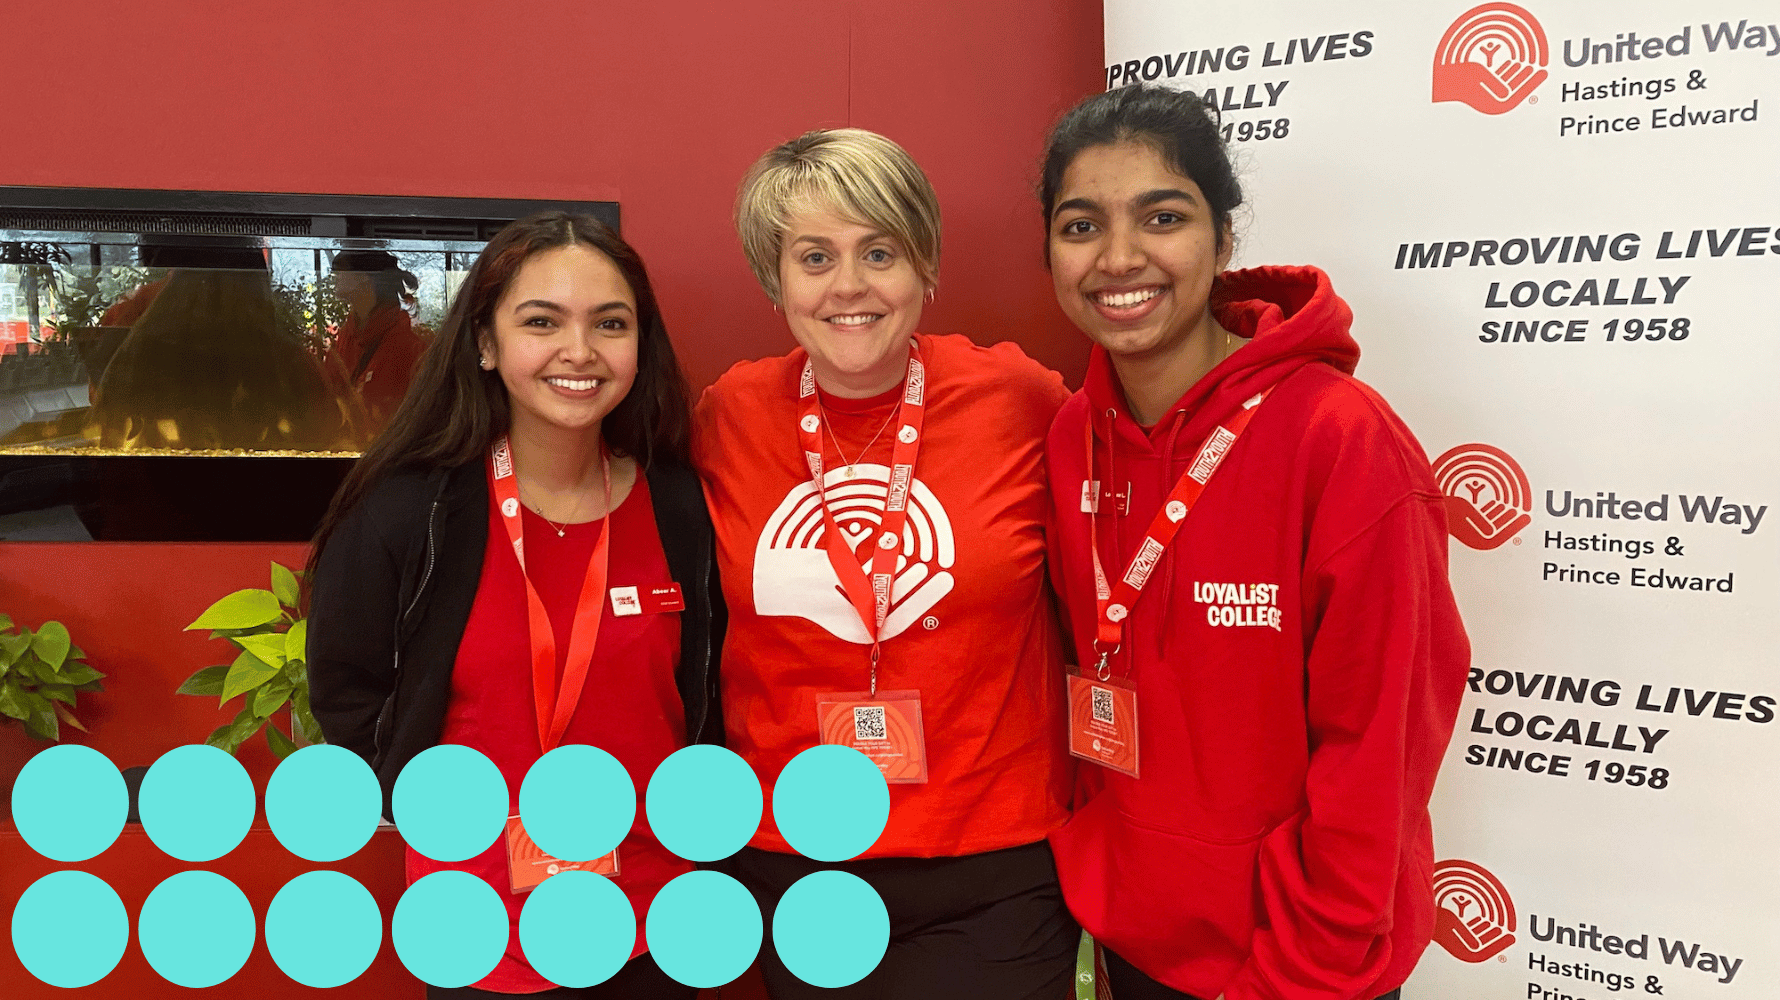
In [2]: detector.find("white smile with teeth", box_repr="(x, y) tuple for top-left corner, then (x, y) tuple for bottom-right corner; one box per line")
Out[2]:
(546, 377), (602, 391)
(827, 314), (882, 326)
(1096, 288), (1161, 308)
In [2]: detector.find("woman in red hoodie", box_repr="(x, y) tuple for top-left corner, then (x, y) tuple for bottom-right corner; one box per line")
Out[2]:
(1038, 85), (1471, 1000)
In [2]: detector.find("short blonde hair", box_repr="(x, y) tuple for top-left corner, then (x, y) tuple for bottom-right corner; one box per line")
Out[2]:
(735, 128), (942, 304)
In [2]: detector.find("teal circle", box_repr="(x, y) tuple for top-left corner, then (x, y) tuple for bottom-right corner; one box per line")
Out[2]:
(773, 871), (889, 987)
(265, 871), (383, 987)
(645, 745), (762, 862)
(138, 744), (255, 862)
(11, 744), (127, 862)
(11, 871), (128, 987)
(518, 870), (635, 987)
(772, 745), (889, 862)
(392, 870), (508, 987)
(645, 870), (761, 988)
(266, 744), (381, 862)
(138, 871), (256, 987)
(520, 744), (634, 862)
(392, 744), (507, 862)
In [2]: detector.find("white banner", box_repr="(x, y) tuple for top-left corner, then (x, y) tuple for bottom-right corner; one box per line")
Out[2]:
(1104, 2), (1779, 998)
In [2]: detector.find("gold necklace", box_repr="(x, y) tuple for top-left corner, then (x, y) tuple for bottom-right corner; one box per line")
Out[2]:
(819, 401), (897, 479)
(520, 483), (588, 538)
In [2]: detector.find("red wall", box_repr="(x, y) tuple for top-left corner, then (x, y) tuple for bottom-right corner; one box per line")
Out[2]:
(1, 0), (1102, 995)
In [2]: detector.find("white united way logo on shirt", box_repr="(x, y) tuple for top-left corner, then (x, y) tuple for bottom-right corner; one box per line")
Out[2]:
(755, 462), (956, 643)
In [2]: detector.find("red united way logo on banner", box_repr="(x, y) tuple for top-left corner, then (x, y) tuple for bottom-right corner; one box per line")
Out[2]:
(1434, 443), (1532, 550)
(1432, 3), (1549, 114)
(1433, 859), (1518, 962)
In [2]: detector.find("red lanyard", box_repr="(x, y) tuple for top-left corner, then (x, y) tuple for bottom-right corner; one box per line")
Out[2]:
(1086, 388), (1272, 678)
(796, 340), (928, 694)
(489, 436), (612, 753)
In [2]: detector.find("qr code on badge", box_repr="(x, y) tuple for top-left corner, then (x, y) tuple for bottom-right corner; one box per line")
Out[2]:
(853, 705), (888, 741)
(1092, 687), (1115, 725)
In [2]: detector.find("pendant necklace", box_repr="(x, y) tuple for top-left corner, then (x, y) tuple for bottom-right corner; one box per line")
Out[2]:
(820, 401), (897, 478)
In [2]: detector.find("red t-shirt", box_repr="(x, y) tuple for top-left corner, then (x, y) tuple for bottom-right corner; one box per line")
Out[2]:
(326, 306), (427, 429)
(405, 470), (691, 993)
(693, 332), (1073, 859)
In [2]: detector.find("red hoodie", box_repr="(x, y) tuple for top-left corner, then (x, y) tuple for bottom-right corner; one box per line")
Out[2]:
(1046, 266), (1469, 1000)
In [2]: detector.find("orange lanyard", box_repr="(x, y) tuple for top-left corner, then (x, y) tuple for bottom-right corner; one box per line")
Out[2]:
(489, 436), (611, 752)
(1085, 389), (1272, 677)
(795, 341), (927, 694)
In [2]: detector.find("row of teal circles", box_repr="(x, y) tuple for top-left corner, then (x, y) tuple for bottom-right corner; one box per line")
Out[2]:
(11, 742), (894, 988)
(13, 865), (885, 988)
(13, 742), (889, 866)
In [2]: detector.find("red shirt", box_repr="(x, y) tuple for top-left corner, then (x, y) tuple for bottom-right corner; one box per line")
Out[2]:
(693, 333), (1073, 859)
(1046, 266), (1470, 1000)
(326, 306), (427, 431)
(405, 470), (692, 993)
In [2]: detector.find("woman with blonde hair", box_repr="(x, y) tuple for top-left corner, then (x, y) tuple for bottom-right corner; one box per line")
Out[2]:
(694, 128), (1077, 998)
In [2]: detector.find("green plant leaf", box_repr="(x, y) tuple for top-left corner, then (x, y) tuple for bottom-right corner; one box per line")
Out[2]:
(266, 723), (299, 759)
(176, 664), (230, 697)
(31, 622), (70, 671)
(75, 680), (104, 693)
(21, 691), (57, 741)
(39, 684), (76, 706)
(284, 619), (307, 664)
(0, 685), (27, 720)
(290, 687), (323, 745)
(0, 633), (31, 668)
(15, 657), (54, 687)
(271, 562), (301, 610)
(56, 664), (103, 687)
(0, 613), (12, 633)
(204, 707), (263, 756)
(234, 633), (288, 670)
(220, 649), (281, 704)
(187, 589), (282, 631)
(68, 645), (87, 661)
(252, 678), (293, 719)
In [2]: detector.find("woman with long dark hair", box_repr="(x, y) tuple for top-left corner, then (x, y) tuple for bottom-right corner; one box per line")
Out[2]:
(1037, 85), (1469, 1000)
(307, 212), (721, 998)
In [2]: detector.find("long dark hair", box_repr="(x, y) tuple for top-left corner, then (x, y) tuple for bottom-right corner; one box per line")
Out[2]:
(1039, 84), (1244, 256)
(308, 212), (691, 572)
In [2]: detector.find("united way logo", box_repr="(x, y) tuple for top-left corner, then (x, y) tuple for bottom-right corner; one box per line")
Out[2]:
(1433, 859), (1518, 962)
(754, 463), (955, 642)
(1433, 443), (1532, 551)
(1433, 3), (1549, 115)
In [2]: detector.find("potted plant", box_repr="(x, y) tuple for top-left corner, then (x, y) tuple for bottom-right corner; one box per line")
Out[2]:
(176, 561), (322, 758)
(0, 615), (105, 740)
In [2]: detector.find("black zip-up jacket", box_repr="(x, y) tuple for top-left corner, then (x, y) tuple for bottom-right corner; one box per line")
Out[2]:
(307, 459), (724, 819)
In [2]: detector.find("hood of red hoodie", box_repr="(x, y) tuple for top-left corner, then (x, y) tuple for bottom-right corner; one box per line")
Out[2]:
(1084, 265), (1358, 455)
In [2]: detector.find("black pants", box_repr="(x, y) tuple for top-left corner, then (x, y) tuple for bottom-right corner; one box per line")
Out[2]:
(425, 951), (695, 1000)
(719, 841), (1079, 1000)
(1105, 947), (1402, 1000)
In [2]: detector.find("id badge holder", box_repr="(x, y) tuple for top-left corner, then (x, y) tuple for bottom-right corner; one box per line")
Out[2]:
(504, 814), (619, 894)
(1067, 671), (1140, 778)
(814, 690), (929, 783)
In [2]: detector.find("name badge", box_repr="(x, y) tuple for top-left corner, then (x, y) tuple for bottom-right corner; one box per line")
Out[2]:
(814, 690), (929, 784)
(504, 815), (619, 893)
(1066, 672), (1140, 778)
(609, 582), (686, 617)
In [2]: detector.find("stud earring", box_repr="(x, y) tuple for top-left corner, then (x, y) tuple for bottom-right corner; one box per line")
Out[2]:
(478, 354), (490, 369)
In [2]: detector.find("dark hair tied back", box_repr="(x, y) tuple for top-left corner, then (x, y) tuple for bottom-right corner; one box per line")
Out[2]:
(1039, 84), (1244, 254)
